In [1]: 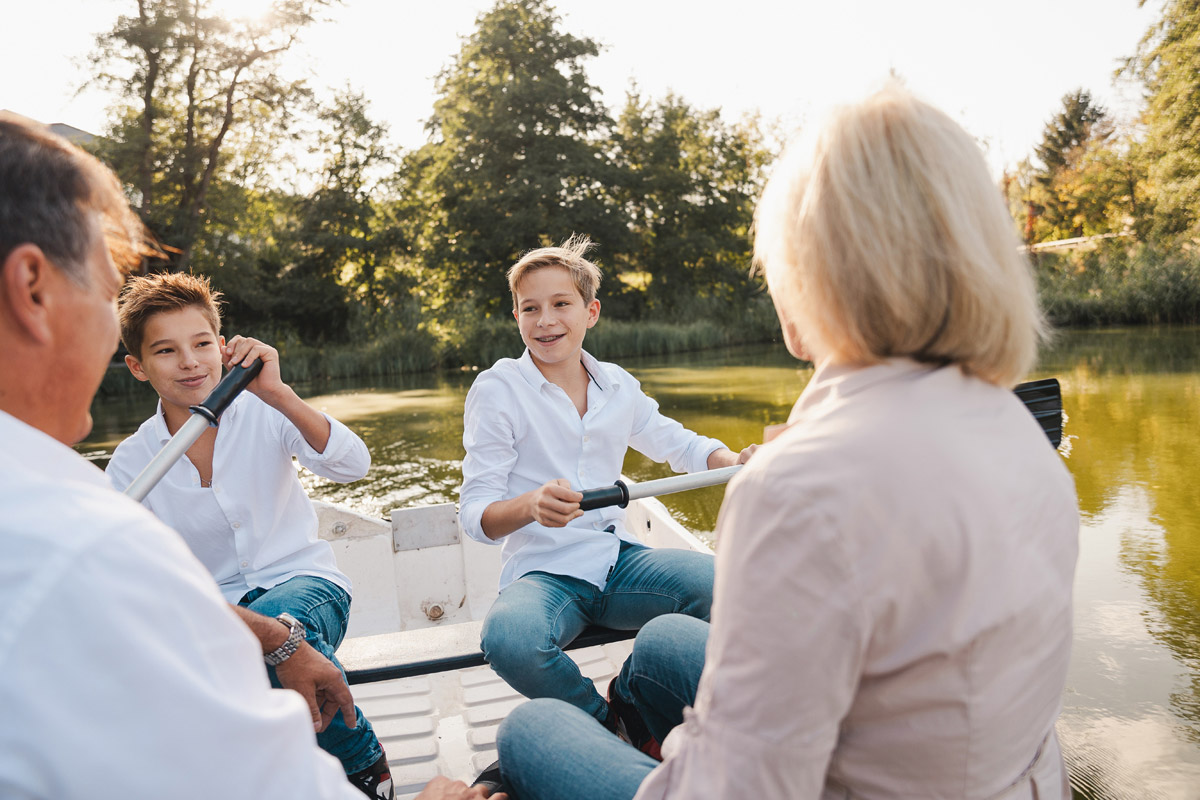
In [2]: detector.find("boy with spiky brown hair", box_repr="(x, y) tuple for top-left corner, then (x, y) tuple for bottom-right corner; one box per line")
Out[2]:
(459, 235), (756, 745)
(106, 272), (394, 799)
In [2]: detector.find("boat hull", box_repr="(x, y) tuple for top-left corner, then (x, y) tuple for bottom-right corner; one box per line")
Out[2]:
(315, 497), (709, 796)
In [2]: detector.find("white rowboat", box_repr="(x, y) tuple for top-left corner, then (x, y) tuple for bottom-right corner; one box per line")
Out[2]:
(317, 497), (711, 800)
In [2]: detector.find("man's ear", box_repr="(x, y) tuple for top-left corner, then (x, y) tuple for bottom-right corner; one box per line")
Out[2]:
(586, 298), (601, 328)
(124, 353), (151, 383)
(0, 244), (55, 345)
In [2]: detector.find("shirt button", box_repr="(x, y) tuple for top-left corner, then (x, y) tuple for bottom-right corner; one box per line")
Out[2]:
(241, 561), (249, 568)
(583, 435), (590, 442)
(232, 522), (241, 529)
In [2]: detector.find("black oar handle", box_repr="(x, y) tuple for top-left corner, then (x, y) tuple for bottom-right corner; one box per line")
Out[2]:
(579, 481), (630, 511)
(189, 359), (264, 425)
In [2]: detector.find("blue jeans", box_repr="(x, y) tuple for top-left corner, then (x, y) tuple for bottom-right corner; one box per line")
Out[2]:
(496, 614), (709, 800)
(481, 542), (713, 721)
(240, 575), (382, 775)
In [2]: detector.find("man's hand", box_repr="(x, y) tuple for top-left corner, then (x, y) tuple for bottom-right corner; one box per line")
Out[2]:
(416, 776), (506, 800)
(275, 640), (357, 733)
(528, 478), (583, 527)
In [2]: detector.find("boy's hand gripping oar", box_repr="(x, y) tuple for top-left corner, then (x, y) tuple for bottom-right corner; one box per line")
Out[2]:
(123, 360), (264, 502)
(578, 377), (1065, 512)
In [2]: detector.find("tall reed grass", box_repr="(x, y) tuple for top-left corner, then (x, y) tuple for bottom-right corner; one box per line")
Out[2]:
(1036, 243), (1200, 327)
(98, 295), (783, 395)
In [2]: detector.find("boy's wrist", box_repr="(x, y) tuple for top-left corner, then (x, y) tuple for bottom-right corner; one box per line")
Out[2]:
(255, 383), (297, 409)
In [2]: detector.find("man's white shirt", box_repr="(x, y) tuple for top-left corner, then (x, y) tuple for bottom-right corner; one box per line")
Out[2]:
(459, 348), (724, 591)
(106, 392), (369, 603)
(0, 409), (360, 798)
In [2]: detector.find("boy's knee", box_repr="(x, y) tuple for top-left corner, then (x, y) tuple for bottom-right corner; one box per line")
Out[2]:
(635, 614), (708, 662)
(481, 615), (549, 671)
(499, 698), (559, 746)
(636, 613), (688, 652)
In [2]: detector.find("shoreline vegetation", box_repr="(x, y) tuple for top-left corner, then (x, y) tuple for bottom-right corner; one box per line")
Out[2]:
(98, 260), (1200, 398)
(99, 295), (786, 395)
(81, 0), (1200, 396)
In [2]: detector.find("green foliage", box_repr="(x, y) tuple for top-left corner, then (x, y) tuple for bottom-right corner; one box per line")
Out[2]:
(1034, 90), (1107, 178)
(405, 0), (627, 313)
(1130, 0), (1200, 242)
(612, 93), (770, 318)
(88, 0), (330, 272)
(1035, 242), (1200, 326)
(1006, 90), (1138, 243)
(270, 89), (409, 342)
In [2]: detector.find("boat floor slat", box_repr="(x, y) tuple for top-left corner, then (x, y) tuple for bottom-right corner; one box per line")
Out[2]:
(352, 640), (633, 797)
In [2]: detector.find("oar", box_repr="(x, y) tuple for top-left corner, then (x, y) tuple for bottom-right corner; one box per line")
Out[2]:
(578, 377), (1064, 512)
(123, 360), (263, 502)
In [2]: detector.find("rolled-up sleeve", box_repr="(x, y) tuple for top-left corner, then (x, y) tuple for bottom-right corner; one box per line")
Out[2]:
(286, 414), (370, 483)
(459, 375), (520, 545)
(627, 376), (725, 474)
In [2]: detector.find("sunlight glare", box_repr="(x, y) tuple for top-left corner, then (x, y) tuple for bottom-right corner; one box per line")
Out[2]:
(203, 0), (279, 24)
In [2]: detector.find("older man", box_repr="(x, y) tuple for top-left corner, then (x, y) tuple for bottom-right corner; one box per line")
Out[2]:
(0, 115), (496, 800)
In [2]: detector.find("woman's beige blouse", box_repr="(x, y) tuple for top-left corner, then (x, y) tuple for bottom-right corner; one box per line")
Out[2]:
(636, 358), (1079, 800)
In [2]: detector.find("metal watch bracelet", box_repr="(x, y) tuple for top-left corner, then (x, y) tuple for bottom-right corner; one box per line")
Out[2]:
(264, 612), (305, 666)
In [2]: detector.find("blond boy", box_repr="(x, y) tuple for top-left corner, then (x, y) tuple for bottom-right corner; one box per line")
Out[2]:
(458, 236), (754, 741)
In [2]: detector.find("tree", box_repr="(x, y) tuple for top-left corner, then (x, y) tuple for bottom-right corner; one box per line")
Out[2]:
(407, 0), (629, 314)
(1025, 90), (1119, 241)
(1130, 0), (1200, 241)
(612, 93), (771, 317)
(273, 90), (410, 341)
(89, 0), (332, 272)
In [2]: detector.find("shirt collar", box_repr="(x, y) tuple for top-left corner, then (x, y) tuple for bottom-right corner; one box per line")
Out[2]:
(788, 357), (949, 423)
(0, 409), (112, 489)
(516, 348), (615, 393)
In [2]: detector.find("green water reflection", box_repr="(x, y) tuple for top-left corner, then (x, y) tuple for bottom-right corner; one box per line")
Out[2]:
(77, 329), (1200, 798)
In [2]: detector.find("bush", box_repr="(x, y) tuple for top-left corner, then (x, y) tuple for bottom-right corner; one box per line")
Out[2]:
(1035, 242), (1200, 327)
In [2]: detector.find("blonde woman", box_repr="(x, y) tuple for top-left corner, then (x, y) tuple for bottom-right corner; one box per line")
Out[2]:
(494, 83), (1080, 800)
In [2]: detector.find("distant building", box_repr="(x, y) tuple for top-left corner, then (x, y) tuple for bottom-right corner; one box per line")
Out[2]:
(0, 110), (96, 145)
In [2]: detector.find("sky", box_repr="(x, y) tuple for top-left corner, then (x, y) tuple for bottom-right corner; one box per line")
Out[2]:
(3, 0), (1161, 176)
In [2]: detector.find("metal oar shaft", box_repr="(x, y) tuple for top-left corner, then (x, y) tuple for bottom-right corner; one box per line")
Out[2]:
(578, 465), (743, 512)
(626, 465), (743, 502)
(574, 378), (1064, 513)
(123, 360), (263, 503)
(124, 414), (211, 502)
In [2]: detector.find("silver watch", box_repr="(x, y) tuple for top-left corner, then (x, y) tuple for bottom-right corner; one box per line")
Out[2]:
(264, 612), (305, 666)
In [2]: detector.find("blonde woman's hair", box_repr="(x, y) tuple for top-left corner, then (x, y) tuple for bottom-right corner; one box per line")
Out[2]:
(754, 83), (1045, 387)
(507, 234), (602, 308)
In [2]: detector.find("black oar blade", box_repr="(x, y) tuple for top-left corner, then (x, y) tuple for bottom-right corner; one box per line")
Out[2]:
(1014, 377), (1062, 448)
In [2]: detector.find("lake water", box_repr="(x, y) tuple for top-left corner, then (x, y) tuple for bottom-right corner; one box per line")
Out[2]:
(78, 327), (1200, 799)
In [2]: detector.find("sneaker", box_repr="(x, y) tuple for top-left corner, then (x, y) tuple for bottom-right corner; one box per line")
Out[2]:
(606, 682), (662, 761)
(348, 751), (394, 800)
(471, 759), (510, 794)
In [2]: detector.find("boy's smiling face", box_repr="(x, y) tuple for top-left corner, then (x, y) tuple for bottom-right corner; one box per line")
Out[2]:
(513, 266), (600, 371)
(125, 305), (224, 415)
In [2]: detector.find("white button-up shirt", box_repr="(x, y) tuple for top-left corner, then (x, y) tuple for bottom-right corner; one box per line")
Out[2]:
(0, 410), (359, 799)
(635, 359), (1079, 800)
(459, 349), (725, 591)
(106, 392), (369, 603)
